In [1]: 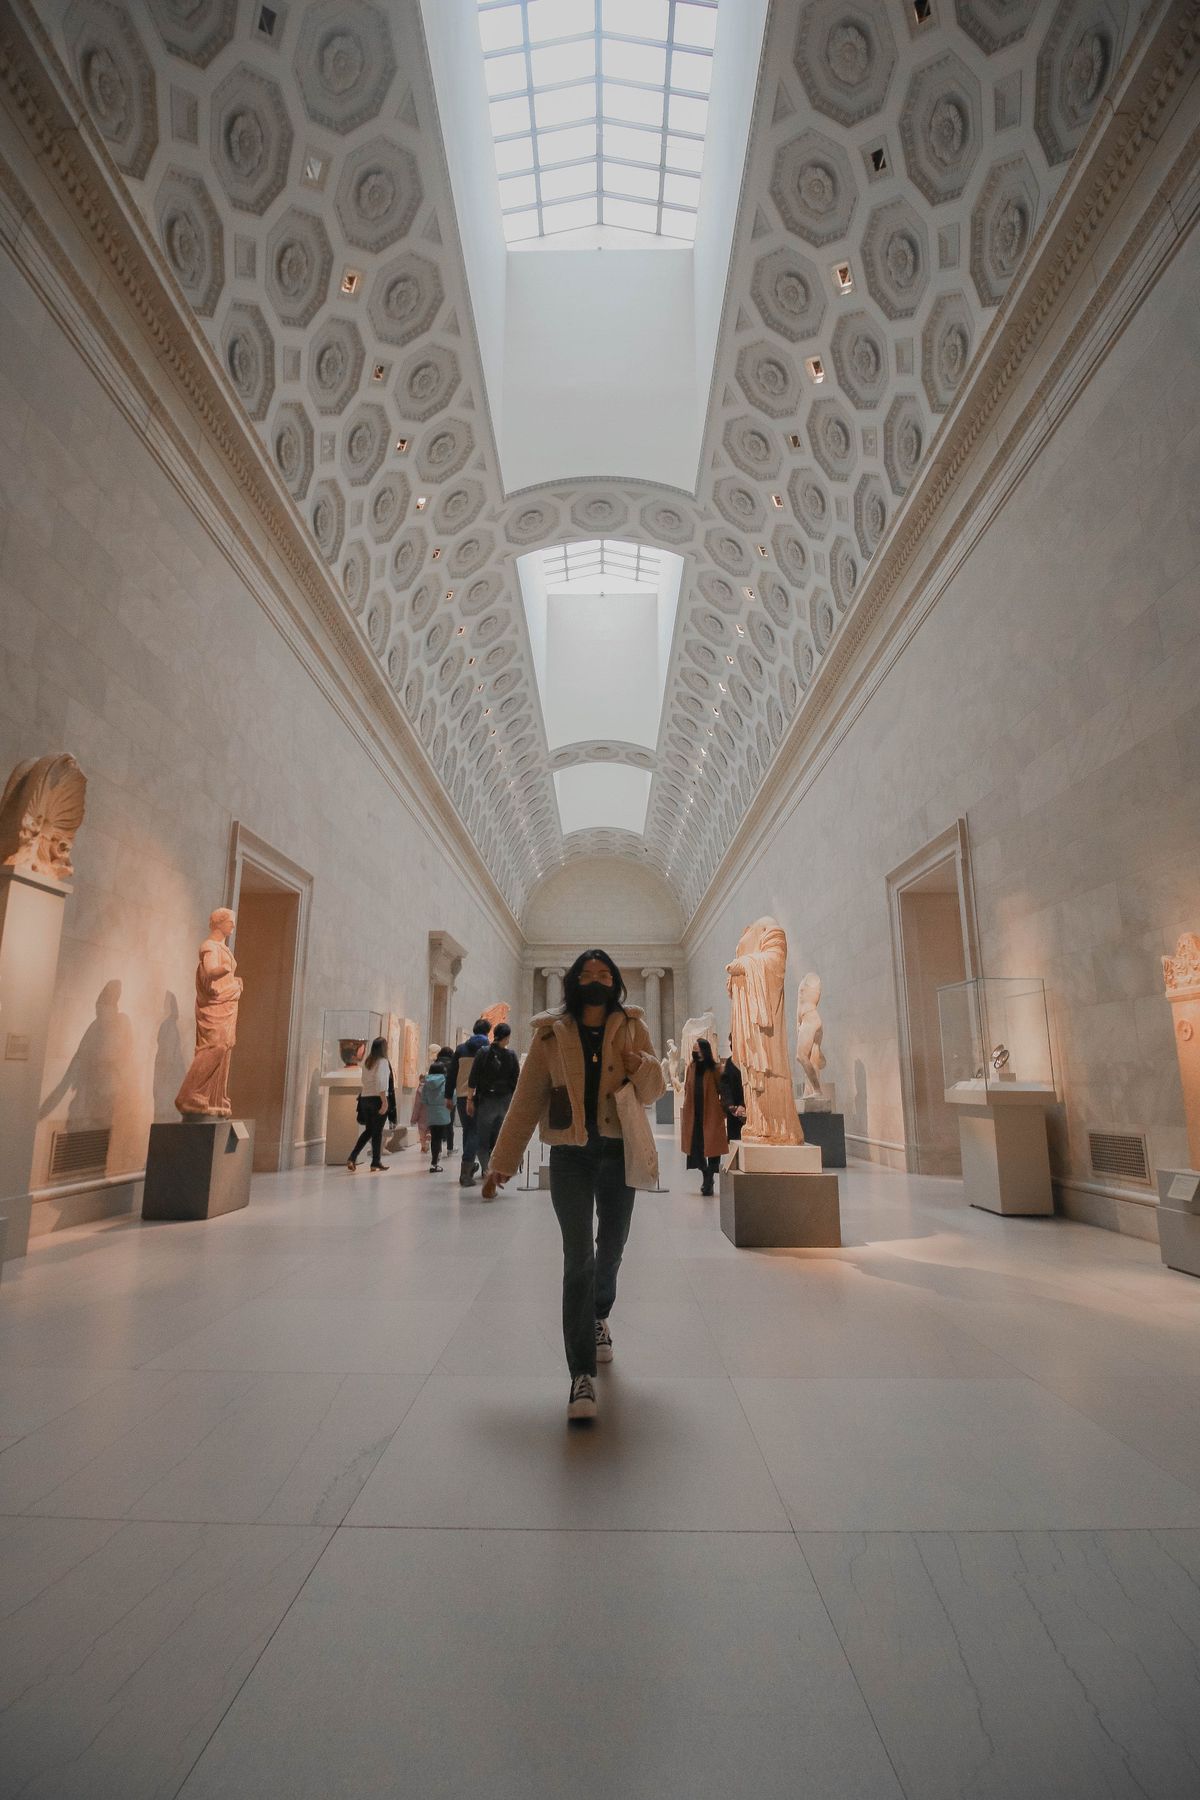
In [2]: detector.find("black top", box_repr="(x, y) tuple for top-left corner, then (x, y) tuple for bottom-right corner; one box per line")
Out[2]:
(446, 1033), (488, 1102)
(576, 1018), (606, 1137)
(718, 1058), (744, 1112)
(469, 1043), (520, 1099)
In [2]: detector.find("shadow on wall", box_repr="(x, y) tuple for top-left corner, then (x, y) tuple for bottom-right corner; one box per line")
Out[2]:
(846, 1058), (868, 1141)
(39, 979), (135, 1135)
(153, 991), (186, 1121)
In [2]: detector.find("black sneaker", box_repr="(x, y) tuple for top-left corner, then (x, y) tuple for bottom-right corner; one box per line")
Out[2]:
(567, 1374), (597, 1420)
(595, 1319), (613, 1363)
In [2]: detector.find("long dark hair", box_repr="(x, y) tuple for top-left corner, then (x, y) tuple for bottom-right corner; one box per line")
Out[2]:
(364, 1036), (387, 1070)
(693, 1037), (717, 1070)
(562, 948), (626, 1019)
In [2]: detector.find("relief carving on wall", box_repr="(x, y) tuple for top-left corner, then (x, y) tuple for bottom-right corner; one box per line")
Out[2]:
(0, 753), (87, 884)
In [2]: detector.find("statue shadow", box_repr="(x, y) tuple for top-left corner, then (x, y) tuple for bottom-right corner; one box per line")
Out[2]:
(846, 1057), (869, 1141)
(153, 991), (187, 1120)
(39, 978), (134, 1134)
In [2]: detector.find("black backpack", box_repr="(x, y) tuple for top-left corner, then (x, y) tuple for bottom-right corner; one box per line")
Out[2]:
(475, 1045), (509, 1097)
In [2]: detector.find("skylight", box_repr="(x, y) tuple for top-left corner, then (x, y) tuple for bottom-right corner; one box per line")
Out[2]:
(542, 538), (663, 589)
(477, 0), (718, 244)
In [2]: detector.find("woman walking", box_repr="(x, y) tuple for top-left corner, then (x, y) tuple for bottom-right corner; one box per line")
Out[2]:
(347, 1037), (396, 1173)
(482, 950), (664, 1421)
(681, 1037), (728, 1196)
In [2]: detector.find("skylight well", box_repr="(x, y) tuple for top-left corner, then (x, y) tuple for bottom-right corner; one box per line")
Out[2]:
(477, 0), (718, 245)
(542, 538), (663, 589)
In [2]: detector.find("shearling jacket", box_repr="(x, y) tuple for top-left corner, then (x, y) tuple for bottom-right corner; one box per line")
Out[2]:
(488, 1006), (665, 1179)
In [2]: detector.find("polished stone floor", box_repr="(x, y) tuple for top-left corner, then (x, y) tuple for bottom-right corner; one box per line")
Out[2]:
(2, 1137), (1200, 1799)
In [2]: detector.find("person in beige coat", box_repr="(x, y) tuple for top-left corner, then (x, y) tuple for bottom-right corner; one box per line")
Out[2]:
(483, 948), (664, 1421)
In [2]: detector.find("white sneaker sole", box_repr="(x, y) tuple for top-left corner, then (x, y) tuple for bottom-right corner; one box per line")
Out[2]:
(567, 1395), (597, 1420)
(595, 1343), (613, 1363)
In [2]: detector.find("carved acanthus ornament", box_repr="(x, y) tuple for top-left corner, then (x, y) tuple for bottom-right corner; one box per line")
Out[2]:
(0, 754), (87, 884)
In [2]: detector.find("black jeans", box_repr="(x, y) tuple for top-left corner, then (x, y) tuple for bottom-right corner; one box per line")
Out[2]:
(474, 1094), (512, 1175)
(350, 1098), (388, 1167)
(456, 1097), (478, 1173)
(429, 1124), (452, 1165)
(549, 1136), (636, 1377)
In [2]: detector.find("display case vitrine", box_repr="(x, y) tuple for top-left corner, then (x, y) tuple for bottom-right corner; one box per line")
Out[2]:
(320, 1010), (385, 1079)
(938, 977), (1054, 1100)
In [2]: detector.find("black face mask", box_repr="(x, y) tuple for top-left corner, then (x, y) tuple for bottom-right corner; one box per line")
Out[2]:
(578, 981), (613, 1008)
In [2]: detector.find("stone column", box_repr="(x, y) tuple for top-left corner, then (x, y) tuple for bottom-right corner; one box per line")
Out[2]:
(640, 967), (666, 1054)
(542, 967), (566, 1012)
(1164, 933), (1200, 1169)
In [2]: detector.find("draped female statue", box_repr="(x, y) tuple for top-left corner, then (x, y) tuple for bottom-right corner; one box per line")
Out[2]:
(175, 908), (243, 1118)
(726, 916), (803, 1145)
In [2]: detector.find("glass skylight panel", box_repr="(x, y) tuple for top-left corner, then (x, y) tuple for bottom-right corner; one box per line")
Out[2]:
(477, 0), (718, 244)
(542, 539), (662, 589)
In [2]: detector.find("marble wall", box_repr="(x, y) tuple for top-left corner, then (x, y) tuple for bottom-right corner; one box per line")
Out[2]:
(0, 244), (521, 1225)
(686, 223), (1200, 1236)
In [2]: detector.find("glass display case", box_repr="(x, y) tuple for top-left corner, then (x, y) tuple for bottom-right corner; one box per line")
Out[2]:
(320, 1010), (385, 1081)
(937, 977), (1054, 1100)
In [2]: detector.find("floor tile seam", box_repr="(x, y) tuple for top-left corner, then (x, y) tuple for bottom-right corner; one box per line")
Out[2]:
(676, 1249), (740, 1381)
(789, 1522), (914, 1800)
(320, 1366), (437, 1531)
(331, 1521), (801, 1534)
(163, 1523), (340, 1800)
(1016, 1364), (1200, 1505)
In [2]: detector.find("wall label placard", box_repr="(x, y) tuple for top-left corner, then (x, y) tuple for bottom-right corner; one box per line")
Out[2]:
(5, 1033), (31, 1062)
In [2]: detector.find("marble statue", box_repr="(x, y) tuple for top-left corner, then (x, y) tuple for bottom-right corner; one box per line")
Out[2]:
(1164, 932), (1200, 1169)
(795, 972), (826, 1102)
(679, 1010), (717, 1070)
(662, 1037), (684, 1095)
(482, 1001), (510, 1031)
(726, 917), (803, 1145)
(0, 752), (87, 883)
(175, 908), (243, 1119)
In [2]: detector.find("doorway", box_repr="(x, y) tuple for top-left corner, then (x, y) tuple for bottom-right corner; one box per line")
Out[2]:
(226, 826), (312, 1173)
(888, 822), (978, 1177)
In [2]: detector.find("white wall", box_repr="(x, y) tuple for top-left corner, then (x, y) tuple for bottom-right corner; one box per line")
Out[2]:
(523, 859), (683, 945)
(0, 227), (521, 1221)
(503, 247), (697, 490)
(685, 224), (1200, 1230)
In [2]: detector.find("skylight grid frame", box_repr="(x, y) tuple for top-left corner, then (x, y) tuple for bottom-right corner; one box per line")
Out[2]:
(477, 0), (717, 243)
(542, 538), (663, 588)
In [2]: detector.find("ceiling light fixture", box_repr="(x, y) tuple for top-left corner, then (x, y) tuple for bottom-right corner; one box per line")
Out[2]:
(340, 268), (361, 296)
(415, 495), (427, 510)
(806, 356), (825, 383)
(833, 262), (854, 295)
(395, 438), (409, 453)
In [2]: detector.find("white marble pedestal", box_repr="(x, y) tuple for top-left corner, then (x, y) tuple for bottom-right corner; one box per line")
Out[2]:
(1156, 1169), (1200, 1278)
(320, 1072), (362, 1165)
(946, 1085), (1053, 1216)
(0, 866), (71, 1262)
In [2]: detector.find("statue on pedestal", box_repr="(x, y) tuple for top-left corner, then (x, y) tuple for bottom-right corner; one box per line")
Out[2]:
(175, 908), (243, 1119)
(1164, 932), (1200, 1169)
(662, 1038), (683, 1095)
(726, 917), (803, 1145)
(795, 972), (826, 1103)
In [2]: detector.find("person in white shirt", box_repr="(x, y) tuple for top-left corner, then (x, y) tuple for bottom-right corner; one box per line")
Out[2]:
(347, 1037), (396, 1172)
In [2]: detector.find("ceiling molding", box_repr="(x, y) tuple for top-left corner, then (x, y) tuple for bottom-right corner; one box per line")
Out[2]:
(684, 0), (1200, 952)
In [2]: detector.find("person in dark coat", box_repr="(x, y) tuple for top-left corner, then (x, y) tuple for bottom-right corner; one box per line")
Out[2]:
(681, 1038), (729, 1196)
(719, 1055), (746, 1142)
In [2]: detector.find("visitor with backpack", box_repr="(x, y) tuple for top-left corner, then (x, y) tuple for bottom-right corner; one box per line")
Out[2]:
(466, 1022), (520, 1188)
(447, 1018), (492, 1187)
(421, 1050), (454, 1172)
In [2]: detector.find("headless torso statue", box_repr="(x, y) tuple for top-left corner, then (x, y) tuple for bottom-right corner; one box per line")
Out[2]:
(175, 908), (243, 1118)
(795, 972), (826, 1107)
(726, 917), (803, 1145)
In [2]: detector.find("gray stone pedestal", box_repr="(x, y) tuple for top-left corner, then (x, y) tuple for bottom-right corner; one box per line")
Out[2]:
(1156, 1168), (1200, 1278)
(656, 1092), (675, 1125)
(720, 1168), (841, 1248)
(142, 1120), (255, 1222)
(800, 1111), (846, 1168)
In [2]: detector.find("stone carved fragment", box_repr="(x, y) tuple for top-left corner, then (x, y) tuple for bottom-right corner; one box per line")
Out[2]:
(0, 753), (87, 883)
(1163, 934), (1200, 1170)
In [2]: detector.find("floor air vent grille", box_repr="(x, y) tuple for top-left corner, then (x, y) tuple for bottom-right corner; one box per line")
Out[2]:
(1087, 1129), (1150, 1186)
(49, 1126), (110, 1182)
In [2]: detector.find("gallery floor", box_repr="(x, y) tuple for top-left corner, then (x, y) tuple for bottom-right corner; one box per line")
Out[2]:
(2, 1136), (1200, 1800)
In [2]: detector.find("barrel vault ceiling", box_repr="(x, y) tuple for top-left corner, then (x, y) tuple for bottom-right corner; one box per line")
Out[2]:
(40, 0), (1146, 919)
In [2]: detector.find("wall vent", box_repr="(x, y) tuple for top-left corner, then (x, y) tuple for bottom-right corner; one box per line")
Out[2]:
(49, 1126), (110, 1183)
(1087, 1129), (1151, 1187)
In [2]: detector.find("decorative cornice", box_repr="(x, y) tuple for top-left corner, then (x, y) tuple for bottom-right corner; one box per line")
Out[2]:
(0, 0), (524, 954)
(686, 0), (1200, 948)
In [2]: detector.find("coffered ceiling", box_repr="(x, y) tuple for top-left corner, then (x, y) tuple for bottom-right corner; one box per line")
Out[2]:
(41, 0), (1144, 921)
